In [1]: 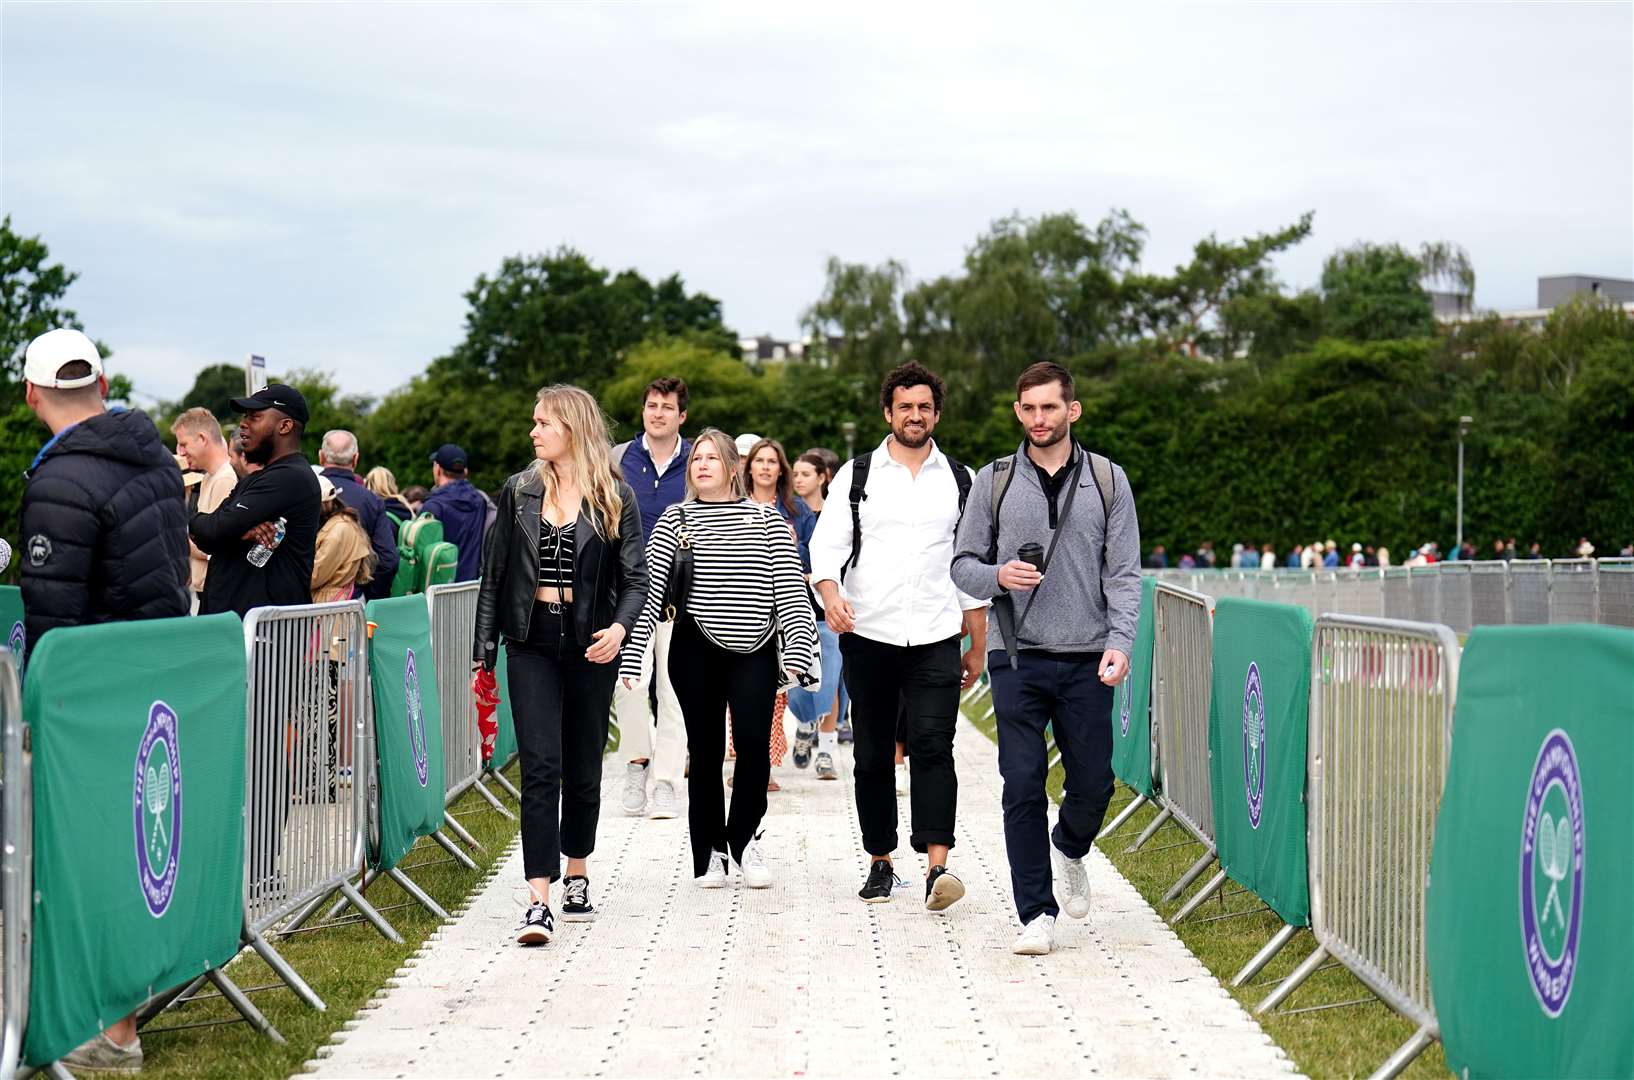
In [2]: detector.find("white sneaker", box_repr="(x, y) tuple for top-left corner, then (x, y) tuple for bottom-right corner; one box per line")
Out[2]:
(1012, 913), (1056, 956)
(622, 761), (649, 815)
(1052, 844), (1091, 919)
(649, 780), (679, 819)
(697, 850), (728, 888)
(737, 833), (772, 889)
(895, 762), (911, 795)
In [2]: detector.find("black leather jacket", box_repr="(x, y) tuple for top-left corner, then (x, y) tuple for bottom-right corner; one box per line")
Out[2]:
(473, 469), (648, 667)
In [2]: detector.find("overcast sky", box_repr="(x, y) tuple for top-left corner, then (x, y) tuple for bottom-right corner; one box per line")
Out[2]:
(3, 2), (1630, 406)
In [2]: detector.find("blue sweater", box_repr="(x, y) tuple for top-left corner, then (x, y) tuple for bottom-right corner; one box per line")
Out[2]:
(619, 436), (691, 546)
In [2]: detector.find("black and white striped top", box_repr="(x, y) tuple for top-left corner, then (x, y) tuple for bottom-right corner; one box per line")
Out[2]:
(538, 519), (575, 590)
(619, 498), (818, 682)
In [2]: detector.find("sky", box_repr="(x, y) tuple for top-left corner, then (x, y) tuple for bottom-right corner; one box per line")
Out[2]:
(3, 2), (1630, 407)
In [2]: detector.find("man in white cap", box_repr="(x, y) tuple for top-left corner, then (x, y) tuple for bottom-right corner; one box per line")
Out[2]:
(19, 327), (190, 1072)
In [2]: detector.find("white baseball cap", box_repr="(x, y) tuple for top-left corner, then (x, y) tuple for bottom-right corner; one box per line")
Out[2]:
(24, 328), (104, 389)
(734, 433), (763, 455)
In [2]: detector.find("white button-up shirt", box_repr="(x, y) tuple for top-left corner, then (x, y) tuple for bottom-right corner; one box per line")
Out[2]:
(810, 436), (985, 647)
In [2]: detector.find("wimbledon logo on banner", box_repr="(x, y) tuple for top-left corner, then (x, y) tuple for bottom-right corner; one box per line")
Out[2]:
(1242, 662), (1266, 829)
(1119, 674), (1133, 737)
(134, 701), (183, 918)
(9, 621), (23, 678)
(1520, 728), (1585, 1018)
(405, 647), (429, 788)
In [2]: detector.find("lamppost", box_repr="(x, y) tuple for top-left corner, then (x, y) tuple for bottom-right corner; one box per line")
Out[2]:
(1456, 415), (1473, 553)
(841, 420), (857, 460)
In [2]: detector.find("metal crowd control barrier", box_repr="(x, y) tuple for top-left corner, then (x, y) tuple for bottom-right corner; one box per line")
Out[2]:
(239, 602), (399, 1012)
(1382, 567), (1411, 619)
(1, 651), (27, 1080)
(426, 583), (514, 849)
(1258, 615), (1460, 1080)
(1600, 557), (1634, 628)
(1468, 560), (1508, 626)
(1436, 562), (1472, 636)
(1508, 559), (1551, 624)
(1549, 557), (1598, 623)
(1130, 584), (1220, 911)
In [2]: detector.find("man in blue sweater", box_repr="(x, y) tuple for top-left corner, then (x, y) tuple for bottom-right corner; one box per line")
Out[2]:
(422, 443), (488, 581)
(611, 377), (692, 818)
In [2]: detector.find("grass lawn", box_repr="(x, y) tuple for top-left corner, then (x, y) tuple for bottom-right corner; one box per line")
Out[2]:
(963, 704), (1449, 1080)
(134, 765), (523, 1080)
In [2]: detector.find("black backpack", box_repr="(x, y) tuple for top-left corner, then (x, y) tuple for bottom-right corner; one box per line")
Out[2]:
(840, 451), (972, 583)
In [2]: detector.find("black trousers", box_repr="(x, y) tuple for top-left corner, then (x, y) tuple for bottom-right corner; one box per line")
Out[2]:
(505, 602), (615, 882)
(668, 616), (778, 876)
(841, 632), (962, 856)
(989, 649), (1115, 923)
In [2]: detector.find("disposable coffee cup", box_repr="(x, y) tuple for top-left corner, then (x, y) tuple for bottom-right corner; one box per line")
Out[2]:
(1017, 542), (1045, 574)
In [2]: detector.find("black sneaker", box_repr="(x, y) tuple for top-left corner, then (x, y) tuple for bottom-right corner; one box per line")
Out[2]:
(561, 876), (596, 923)
(858, 858), (896, 904)
(925, 865), (965, 912)
(516, 901), (554, 945)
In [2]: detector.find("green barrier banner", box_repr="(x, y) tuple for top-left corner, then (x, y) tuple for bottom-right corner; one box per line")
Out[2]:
(1111, 576), (1157, 796)
(365, 596), (445, 872)
(491, 645), (517, 766)
(0, 584), (25, 677)
(1207, 598), (1313, 927)
(23, 614), (245, 1067)
(1427, 625), (1634, 1079)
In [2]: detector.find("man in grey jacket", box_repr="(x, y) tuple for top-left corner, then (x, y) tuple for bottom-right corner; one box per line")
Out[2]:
(951, 361), (1142, 956)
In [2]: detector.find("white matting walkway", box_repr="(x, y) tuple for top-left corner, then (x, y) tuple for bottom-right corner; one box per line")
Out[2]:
(306, 720), (1299, 1079)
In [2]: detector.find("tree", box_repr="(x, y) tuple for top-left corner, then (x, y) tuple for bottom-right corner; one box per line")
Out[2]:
(1320, 242), (1436, 341)
(0, 216), (110, 398)
(601, 337), (771, 443)
(431, 249), (734, 392)
(177, 363), (250, 421)
(800, 257), (911, 382)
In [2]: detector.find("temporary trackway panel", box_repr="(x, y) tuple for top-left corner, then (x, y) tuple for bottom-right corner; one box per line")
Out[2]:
(306, 720), (1299, 1079)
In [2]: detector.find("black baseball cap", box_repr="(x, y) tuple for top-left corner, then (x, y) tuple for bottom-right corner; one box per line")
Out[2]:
(230, 384), (310, 425)
(430, 443), (468, 470)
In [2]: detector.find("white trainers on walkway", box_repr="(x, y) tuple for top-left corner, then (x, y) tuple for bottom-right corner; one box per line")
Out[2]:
(697, 850), (729, 888)
(649, 780), (679, 819)
(622, 761), (649, 815)
(1012, 913), (1056, 956)
(1052, 844), (1091, 919)
(895, 762), (911, 795)
(737, 833), (772, 889)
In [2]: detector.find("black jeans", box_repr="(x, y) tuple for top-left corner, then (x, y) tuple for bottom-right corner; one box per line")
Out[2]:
(668, 616), (778, 876)
(505, 602), (615, 882)
(989, 649), (1115, 923)
(840, 632), (962, 856)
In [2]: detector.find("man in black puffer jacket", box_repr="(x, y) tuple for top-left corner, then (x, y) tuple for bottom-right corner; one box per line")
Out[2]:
(18, 328), (189, 666)
(16, 327), (187, 1073)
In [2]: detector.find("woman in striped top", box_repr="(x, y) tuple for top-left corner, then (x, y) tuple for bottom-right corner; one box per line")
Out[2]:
(620, 429), (818, 888)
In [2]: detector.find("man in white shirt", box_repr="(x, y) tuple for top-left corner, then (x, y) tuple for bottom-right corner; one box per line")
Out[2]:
(811, 362), (987, 911)
(611, 377), (692, 820)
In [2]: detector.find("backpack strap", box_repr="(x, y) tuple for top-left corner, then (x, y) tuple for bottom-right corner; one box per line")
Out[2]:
(840, 453), (872, 584)
(944, 454), (973, 517)
(987, 458), (1015, 563)
(611, 440), (634, 478)
(1086, 450), (1116, 623)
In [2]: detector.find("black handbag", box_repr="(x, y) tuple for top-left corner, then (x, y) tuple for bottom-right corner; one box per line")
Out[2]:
(662, 505), (695, 622)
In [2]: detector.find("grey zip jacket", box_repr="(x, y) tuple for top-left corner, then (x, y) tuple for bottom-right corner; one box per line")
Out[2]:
(951, 442), (1142, 658)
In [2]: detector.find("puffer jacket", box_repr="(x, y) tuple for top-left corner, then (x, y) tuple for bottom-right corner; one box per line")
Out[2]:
(19, 408), (190, 660)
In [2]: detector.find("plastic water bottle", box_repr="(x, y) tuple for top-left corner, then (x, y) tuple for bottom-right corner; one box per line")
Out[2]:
(246, 517), (288, 567)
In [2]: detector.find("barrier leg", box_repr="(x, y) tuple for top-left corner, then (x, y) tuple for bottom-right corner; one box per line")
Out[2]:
(42, 1061), (75, 1079)
(1170, 867), (1227, 921)
(205, 968), (286, 1045)
(472, 778), (516, 820)
(133, 974), (208, 1025)
(488, 769), (522, 802)
(441, 812), (484, 853)
(1257, 943), (1329, 1014)
(1232, 923), (1303, 987)
(323, 869), (376, 924)
(1369, 1024), (1437, 1080)
(1101, 793), (1149, 838)
(245, 923), (326, 1012)
(1161, 848), (1216, 903)
(388, 867), (452, 922)
(1125, 805), (1172, 853)
(280, 885), (338, 935)
(335, 880), (404, 944)
(432, 829), (481, 871)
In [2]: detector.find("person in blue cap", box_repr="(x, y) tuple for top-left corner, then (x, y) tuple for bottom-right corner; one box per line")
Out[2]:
(422, 443), (489, 581)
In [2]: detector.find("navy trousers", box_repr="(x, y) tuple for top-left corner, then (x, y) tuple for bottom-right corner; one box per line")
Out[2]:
(989, 649), (1116, 923)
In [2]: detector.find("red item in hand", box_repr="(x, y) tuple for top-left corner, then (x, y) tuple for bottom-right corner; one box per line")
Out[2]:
(472, 668), (500, 765)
